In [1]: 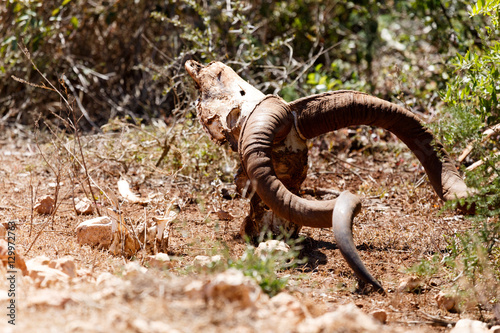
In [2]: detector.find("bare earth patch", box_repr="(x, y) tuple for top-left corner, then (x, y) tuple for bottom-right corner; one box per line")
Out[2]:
(0, 126), (487, 332)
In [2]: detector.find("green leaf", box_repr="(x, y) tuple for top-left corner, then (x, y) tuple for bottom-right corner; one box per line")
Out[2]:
(62, 0), (72, 6)
(70, 16), (79, 28)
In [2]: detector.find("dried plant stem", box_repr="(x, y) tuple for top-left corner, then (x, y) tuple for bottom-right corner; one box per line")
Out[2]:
(16, 43), (101, 215)
(466, 151), (500, 171)
(459, 123), (500, 163)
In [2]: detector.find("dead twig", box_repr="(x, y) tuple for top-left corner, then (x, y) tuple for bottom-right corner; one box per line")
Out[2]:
(466, 151), (500, 171)
(417, 311), (456, 327)
(459, 123), (500, 163)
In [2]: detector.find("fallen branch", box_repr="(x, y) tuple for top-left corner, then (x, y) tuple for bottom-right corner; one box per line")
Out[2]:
(459, 123), (500, 163)
(466, 151), (500, 171)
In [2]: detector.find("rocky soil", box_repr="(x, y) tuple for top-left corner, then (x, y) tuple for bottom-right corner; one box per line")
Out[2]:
(0, 125), (497, 332)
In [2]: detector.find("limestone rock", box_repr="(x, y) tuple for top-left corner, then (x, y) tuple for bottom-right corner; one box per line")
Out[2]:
(123, 261), (148, 279)
(255, 240), (290, 258)
(270, 292), (309, 322)
(450, 319), (489, 333)
(34, 195), (55, 215)
(397, 276), (423, 293)
(193, 255), (222, 269)
(76, 216), (113, 248)
(198, 268), (263, 308)
(435, 291), (461, 313)
(145, 253), (172, 270)
(26, 256), (71, 288)
(75, 198), (94, 215)
(297, 303), (383, 333)
(48, 256), (77, 278)
(27, 289), (73, 309)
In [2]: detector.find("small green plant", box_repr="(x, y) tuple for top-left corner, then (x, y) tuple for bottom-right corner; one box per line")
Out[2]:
(186, 237), (305, 297)
(415, 0), (500, 314)
(228, 239), (304, 297)
(306, 62), (367, 94)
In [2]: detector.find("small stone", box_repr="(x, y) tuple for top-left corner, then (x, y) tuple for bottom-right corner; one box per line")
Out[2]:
(202, 268), (263, 308)
(34, 195), (55, 215)
(26, 257), (70, 288)
(123, 261), (148, 279)
(193, 255), (222, 268)
(370, 309), (387, 324)
(254, 240), (290, 258)
(184, 280), (205, 298)
(75, 216), (113, 248)
(297, 303), (382, 333)
(270, 292), (309, 322)
(397, 276), (422, 293)
(146, 253), (172, 269)
(451, 319), (489, 333)
(435, 291), (460, 313)
(75, 198), (94, 215)
(48, 256), (77, 278)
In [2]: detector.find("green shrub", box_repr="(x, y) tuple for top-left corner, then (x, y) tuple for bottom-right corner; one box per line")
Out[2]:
(416, 0), (500, 312)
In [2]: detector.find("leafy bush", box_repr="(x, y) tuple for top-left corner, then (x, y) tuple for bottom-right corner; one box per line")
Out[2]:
(1, 0), (486, 131)
(417, 0), (500, 313)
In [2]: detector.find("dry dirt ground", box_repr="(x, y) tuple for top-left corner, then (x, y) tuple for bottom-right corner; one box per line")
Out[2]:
(0, 123), (489, 332)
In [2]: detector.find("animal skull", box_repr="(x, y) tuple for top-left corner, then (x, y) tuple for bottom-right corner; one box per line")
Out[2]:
(185, 60), (473, 293)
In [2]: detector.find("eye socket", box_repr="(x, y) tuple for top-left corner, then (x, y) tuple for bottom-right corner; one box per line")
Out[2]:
(240, 90), (246, 96)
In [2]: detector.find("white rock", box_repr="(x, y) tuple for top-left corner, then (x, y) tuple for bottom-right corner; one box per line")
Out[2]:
(75, 198), (94, 215)
(48, 256), (77, 278)
(123, 261), (148, 278)
(270, 292), (309, 322)
(202, 268), (263, 308)
(255, 240), (290, 258)
(75, 216), (113, 248)
(450, 319), (489, 333)
(297, 303), (382, 333)
(193, 255), (222, 268)
(34, 195), (55, 215)
(26, 257), (70, 288)
(146, 253), (172, 269)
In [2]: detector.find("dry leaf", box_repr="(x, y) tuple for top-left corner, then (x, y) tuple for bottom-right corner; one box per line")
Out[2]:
(117, 179), (150, 205)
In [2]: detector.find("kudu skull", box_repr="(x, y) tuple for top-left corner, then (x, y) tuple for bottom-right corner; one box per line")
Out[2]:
(185, 60), (472, 292)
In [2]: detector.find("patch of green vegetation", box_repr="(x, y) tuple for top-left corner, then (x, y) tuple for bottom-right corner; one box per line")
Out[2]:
(413, 0), (500, 312)
(183, 237), (305, 297)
